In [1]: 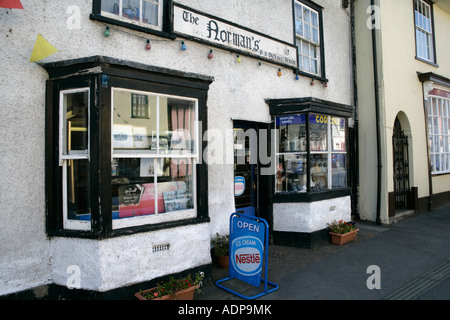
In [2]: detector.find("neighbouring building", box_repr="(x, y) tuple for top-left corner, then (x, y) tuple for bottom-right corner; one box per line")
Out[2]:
(1, 0), (356, 298)
(354, 0), (450, 224)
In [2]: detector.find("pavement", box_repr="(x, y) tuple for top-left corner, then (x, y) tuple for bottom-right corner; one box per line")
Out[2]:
(196, 203), (450, 300)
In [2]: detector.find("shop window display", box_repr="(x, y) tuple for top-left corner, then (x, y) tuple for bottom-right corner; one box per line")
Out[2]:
(112, 89), (197, 221)
(275, 113), (347, 193)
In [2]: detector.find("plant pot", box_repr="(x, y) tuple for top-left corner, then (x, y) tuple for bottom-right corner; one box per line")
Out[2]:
(216, 255), (229, 269)
(134, 285), (199, 300)
(329, 229), (359, 246)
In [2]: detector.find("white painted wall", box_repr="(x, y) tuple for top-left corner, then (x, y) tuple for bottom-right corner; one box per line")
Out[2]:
(273, 196), (351, 233)
(0, 0), (353, 295)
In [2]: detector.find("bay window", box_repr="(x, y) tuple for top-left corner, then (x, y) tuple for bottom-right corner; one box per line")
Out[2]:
(268, 97), (353, 201)
(276, 113), (347, 193)
(44, 56), (211, 237)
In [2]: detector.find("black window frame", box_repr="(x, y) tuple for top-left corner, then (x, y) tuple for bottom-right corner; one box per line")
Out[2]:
(90, 0), (176, 40)
(267, 97), (353, 203)
(44, 56), (212, 239)
(292, 0), (327, 82)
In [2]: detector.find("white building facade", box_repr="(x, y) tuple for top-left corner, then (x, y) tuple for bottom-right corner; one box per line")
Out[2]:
(0, 0), (355, 298)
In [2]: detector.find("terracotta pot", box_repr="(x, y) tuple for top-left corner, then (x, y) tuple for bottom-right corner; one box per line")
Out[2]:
(329, 229), (359, 246)
(134, 285), (199, 300)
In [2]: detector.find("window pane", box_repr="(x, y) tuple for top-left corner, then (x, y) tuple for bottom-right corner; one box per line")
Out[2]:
(276, 154), (307, 193)
(332, 154), (347, 188)
(113, 89), (157, 150)
(122, 0), (140, 21)
(311, 11), (318, 27)
(295, 2), (303, 19)
(159, 97), (196, 155)
(67, 159), (91, 220)
(62, 90), (89, 155)
(276, 114), (306, 153)
(101, 0), (118, 15)
(331, 117), (346, 151)
(112, 157), (193, 218)
(295, 19), (303, 36)
(143, 0), (159, 26)
(310, 154), (328, 190)
(310, 114), (328, 151)
(158, 158), (194, 213)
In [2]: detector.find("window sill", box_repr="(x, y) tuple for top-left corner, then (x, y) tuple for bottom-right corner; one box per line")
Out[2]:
(431, 171), (450, 177)
(415, 56), (439, 68)
(273, 187), (351, 203)
(47, 216), (210, 239)
(90, 14), (176, 40)
(294, 69), (328, 83)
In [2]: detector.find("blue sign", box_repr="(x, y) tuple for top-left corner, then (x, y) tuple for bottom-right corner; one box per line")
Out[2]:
(215, 213), (279, 299)
(229, 216), (265, 287)
(234, 176), (245, 196)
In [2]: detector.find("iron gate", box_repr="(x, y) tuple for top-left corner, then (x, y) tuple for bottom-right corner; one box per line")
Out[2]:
(392, 118), (410, 210)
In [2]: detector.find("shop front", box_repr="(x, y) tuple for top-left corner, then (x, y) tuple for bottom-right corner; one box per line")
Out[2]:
(266, 98), (354, 248)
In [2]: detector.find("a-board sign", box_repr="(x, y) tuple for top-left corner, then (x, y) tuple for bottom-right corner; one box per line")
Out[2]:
(215, 213), (279, 299)
(229, 214), (265, 287)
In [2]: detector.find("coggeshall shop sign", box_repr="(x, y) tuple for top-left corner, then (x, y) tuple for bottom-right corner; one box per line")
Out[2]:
(173, 4), (298, 69)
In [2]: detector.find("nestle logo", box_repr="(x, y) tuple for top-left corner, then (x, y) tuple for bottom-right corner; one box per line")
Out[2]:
(235, 253), (260, 264)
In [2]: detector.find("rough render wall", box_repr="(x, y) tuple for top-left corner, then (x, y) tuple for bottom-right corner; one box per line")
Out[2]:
(0, 0), (353, 294)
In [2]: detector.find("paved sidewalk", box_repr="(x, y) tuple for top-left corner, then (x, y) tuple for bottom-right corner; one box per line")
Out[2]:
(197, 204), (450, 300)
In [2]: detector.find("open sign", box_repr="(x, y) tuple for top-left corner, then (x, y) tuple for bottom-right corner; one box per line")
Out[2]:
(229, 215), (265, 287)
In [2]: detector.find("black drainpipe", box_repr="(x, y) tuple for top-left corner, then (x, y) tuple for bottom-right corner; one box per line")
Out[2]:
(371, 0), (382, 224)
(350, 0), (360, 220)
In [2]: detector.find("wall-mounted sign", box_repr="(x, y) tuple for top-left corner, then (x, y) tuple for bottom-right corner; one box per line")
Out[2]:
(173, 4), (298, 69)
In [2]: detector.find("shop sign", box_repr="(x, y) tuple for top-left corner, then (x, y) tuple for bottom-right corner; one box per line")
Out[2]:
(216, 213), (279, 299)
(173, 4), (298, 69)
(229, 214), (265, 287)
(234, 176), (245, 196)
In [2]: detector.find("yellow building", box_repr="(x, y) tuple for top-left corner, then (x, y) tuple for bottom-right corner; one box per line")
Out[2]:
(355, 0), (450, 223)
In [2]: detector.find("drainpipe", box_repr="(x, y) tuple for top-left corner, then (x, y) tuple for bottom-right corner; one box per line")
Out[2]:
(371, 0), (382, 224)
(350, 0), (360, 220)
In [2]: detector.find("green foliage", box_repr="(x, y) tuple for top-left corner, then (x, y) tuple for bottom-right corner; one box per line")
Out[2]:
(211, 233), (229, 257)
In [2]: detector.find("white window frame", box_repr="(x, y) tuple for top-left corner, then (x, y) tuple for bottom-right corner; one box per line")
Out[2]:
(111, 87), (199, 229)
(294, 0), (321, 76)
(428, 95), (450, 174)
(414, 0), (435, 63)
(59, 88), (91, 231)
(101, 0), (164, 31)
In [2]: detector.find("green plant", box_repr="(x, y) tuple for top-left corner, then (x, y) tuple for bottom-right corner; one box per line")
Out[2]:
(211, 233), (229, 257)
(141, 272), (205, 300)
(328, 220), (357, 234)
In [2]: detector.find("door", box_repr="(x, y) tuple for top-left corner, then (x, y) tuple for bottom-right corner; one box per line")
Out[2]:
(392, 117), (410, 210)
(233, 121), (271, 219)
(234, 123), (258, 216)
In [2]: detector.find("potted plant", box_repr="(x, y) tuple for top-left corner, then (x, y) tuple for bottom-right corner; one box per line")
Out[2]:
(134, 272), (205, 300)
(328, 220), (359, 246)
(211, 233), (229, 269)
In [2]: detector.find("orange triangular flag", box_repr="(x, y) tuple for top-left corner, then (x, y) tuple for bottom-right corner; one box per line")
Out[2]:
(29, 34), (58, 62)
(0, 0), (24, 9)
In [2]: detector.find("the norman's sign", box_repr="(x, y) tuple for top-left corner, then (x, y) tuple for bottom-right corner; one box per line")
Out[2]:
(173, 4), (298, 69)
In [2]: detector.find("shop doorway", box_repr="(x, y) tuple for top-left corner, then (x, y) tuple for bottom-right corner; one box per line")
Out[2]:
(392, 117), (410, 210)
(233, 121), (270, 221)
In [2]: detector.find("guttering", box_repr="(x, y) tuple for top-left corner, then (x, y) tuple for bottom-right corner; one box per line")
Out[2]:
(371, 0), (382, 224)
